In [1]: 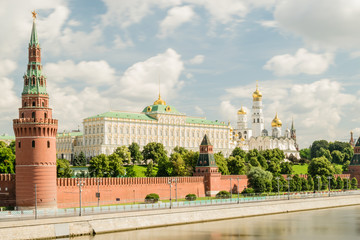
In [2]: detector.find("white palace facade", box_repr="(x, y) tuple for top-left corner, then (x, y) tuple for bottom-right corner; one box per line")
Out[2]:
(57, 94), (233, 160)
(233, 84), (300, 159)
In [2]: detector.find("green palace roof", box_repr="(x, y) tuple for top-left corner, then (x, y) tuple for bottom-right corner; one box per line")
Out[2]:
(0, 135), (15, 140)
(57, 132), (83, 137)
(186, 117), (226, 126)
(86, 111), (156, 121)
(142, 104), (181, 115)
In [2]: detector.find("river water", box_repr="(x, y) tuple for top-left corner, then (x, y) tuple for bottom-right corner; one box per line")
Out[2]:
(75, 205), (360, 240)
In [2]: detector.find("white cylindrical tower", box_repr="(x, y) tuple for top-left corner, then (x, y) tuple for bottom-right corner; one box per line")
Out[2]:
(252, 83), (264, 137)
(237, 106), (247, 130)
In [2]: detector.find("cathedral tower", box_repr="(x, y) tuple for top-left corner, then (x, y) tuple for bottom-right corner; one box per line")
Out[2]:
(13, 12), (58, 208)
(271, 113), (282, 138)
(251, 83), (264, 137)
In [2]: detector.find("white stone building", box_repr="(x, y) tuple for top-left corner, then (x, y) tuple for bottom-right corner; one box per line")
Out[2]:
(234, 84), (300, 159)
(59, 95), (233, 158)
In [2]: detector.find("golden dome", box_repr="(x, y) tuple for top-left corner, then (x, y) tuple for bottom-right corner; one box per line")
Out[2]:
(252, 83), (262, 101)
(153, 94), (166, 105)
(271, 113), (282, 127)
(237, 106), (246, 115)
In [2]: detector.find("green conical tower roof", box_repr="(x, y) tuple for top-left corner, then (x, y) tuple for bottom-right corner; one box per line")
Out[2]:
(29, 20), (39, 47)
(200, 134), (212, 146)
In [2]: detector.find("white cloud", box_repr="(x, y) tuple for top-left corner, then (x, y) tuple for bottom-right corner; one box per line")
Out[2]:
(44, 60), (116, 86)
(223, 79), (357, 147)
(113, 35), (134, 49)
(274, 0), (360, 50)
(0, 60), (17, 77)
(263, 48), (333, 76)
(188, 55), (205, 65)
(158, 5), (195, 38)
(258, 20), (278, 28)
(220, 100), (237, 123)
(101, 0), (181, 28)
(194, 105), (205, 115)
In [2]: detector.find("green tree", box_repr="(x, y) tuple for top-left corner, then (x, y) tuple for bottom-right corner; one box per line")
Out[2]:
(307, 176), (314, 191)
(128, 142), (143, 164)
(351, 177), (358, 189)
(308, 156), (334, 176)
(272, 175), (286, 192)
(231, 147), (246, 158)
(280, 162), (293, 174)
(321, 175), (328, 190)
(142, 142), (168, 164)
(0, 145), (15, 174)
(330, 175), (337, 189)
(333, 164), (342, 174)
(342, 160), (350, 172)
(227, 156), (246, 175)
(267, 159), (281, 174)
(336, 176), (344, 190)
(56, 159), (73, 178)
(214, 152), (229, 175)
(317, 148), (332, 162)
(173, 146), (189, 155)
(114, 146), (131, 164)
(300, 177), (308, 191)
(125, 165), (136, 177)
(300, 148), (311, 160)
(331, 150), (344, 164)
(88, 154), (110, 177)
(247, 167), (272, 193)
(170, 152), (187, 176)
(257, 155), (268, 170)
(108, 153), (125, 177)
(343, 178), (350, 190)
(182, 151), (199, 175)
(156, 155), (172, 177)
(145, 160), (156, 177)
(78, 151), (87, 166)
(8, 141), (15, 155)
(310, 140), (329, 159)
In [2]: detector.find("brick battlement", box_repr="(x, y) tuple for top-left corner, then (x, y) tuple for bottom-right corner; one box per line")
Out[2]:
(221, 175), (247, 180)
(13, 118), (58, 125)
(0, 174), (15, 181)
(57, 176), (205, 187)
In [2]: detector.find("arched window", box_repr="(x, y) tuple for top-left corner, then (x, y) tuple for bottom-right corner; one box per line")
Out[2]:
(24, 102), (27, 107)
(42, 102), (44, 107)
(32, 101), (36, 107)
(257, 118), (259, 123)
(47, 141), (50, 148)
(32, 140), (35, 148)
(21, 113), (24, 118)
(32, 112), (35, 118)
(44, 113), (47, 119)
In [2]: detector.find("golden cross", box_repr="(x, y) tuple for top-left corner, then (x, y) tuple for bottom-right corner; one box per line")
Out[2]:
(32, 10), (37, 20)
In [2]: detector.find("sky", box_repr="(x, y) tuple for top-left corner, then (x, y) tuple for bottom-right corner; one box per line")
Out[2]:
(1, 0), (360, 149)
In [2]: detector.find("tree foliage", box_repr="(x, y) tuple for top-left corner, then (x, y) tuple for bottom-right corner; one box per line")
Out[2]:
(114, 146), (131, 164)
(128, 142), (143, 164)
(308, 156), (334, 176)
(142, 142), (168, 164)
(247, 167), (272, 193)
(73, 151), (86, 166)
(214, 152), (229, 175)
(0, 144), (15, 174)
(56, 159), (73, 178)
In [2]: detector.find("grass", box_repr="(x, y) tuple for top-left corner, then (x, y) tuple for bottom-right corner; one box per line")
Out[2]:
(292, 164), (308, 174)
(129, 165), (158, 177)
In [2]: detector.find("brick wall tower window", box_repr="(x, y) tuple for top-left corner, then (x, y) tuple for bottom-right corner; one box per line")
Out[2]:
(32, 101), (35, 106)
(18, 141), (21, 148)
(32, 140), (35, 148)
(32, 112), (35, 118)
(21, 113), (24, 118)
(47, 141), (50, 148)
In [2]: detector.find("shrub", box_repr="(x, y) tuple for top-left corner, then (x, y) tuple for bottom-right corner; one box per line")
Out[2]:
(185, 194), (197, 201)
(241, 187), (255, 194)
(216, 190), (230, 199)
(145, 193), (160, 203)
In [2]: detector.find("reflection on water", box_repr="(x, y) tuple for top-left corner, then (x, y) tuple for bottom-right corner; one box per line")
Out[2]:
(73, 205), (360, 240)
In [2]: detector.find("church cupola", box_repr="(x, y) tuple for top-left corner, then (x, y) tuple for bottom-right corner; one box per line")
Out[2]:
(271, 113), (282, 138)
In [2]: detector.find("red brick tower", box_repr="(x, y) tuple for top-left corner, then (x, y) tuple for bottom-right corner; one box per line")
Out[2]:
(13, 12), (58, 208)
(194, 134), (221, 196)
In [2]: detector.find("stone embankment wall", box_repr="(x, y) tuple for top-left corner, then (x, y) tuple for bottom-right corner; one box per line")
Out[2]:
(0, 195), (360, 240)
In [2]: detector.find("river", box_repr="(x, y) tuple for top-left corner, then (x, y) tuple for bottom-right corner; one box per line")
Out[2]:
(74, 205), (360, 240)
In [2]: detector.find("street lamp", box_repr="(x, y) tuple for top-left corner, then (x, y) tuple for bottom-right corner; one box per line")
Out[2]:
(168, 179), (173, 209)
(230, 178), (232, 202)
(175, 178), (178, 202)
(327, 176), (332, 197)
(275, 177), (280, 196)
(347, 177), (349, 191)
(96, 178), (102, 207)
(237, 177), (240, 204)
(77, 179), (84, 216)
(287, 177), (292, 200)
(316, 176), (321, 195)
